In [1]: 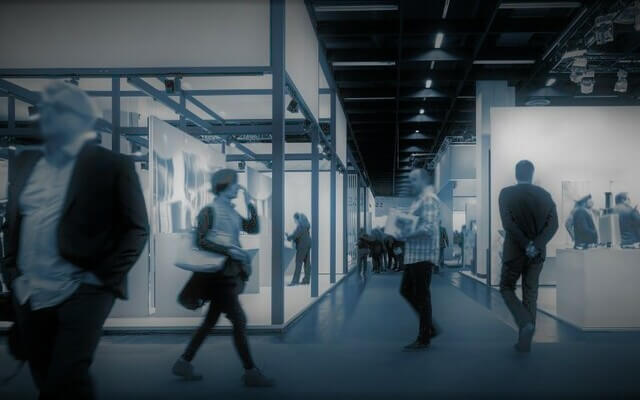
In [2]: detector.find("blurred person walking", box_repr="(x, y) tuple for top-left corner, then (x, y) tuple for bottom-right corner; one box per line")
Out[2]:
(399, 168), (441, 351)
(1, 82), (149, 399)
(172, 169), (274, 387)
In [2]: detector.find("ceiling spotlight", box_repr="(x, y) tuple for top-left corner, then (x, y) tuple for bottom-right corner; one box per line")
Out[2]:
(287, 98), (299, 113)
(425, 79), (433, 89)
(545, 78), (557, 87)
(580, 70), (595, 95)
(614, 69), (628, 93)
(594, 14), (615, 45)
(415, 129), (419, 133)
(419, 108), (425, 114)
(434, 32), (444, 49)
(164, 78), (175, 94)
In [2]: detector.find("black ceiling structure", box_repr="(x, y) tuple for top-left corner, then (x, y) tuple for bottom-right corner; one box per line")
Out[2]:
(308, 0), (640, 197)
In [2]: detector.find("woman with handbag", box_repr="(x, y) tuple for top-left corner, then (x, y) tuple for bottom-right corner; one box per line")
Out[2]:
(172, 168), (274, 387)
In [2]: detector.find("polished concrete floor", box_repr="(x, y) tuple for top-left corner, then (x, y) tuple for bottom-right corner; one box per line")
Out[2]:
(2, 267), (640, 399)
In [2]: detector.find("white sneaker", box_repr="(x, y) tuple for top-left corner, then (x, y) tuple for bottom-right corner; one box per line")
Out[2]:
(242, 368), (275, 387)
(172, 357), (203, 381)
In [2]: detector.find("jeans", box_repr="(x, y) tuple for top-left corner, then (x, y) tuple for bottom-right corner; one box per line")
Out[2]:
(371, 253), (382, 273)
(291, 247), (311, 284)
(400, 261), (436, 343)
(183, 284), (254, 370)
(23, 284), (115, 400)
(499, 259), (543, 329)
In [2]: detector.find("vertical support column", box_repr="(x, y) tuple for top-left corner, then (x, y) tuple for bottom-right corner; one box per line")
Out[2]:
(270, 0), (286, 325)
(179, 78), (186, 131)
(475, 81), (515, 286)
(363, 185), (368, 233)
(356, 178), (361, 233)
(342, 167), (348, 273)
(311, 127), (319, 297)
(330, 91), (337, 284)
(8, 95), (15, 130)
(111, 77), (120, 153)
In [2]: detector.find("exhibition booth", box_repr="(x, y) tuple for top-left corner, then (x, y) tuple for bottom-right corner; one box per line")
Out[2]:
(0, 0), (371, 331)
(488, 105), (640, 330)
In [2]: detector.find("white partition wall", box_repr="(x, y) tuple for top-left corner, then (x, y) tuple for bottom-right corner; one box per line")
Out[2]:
(0, 1), (270, 69)
(286, 0), (319, 120)
(490, 106), (640, 285)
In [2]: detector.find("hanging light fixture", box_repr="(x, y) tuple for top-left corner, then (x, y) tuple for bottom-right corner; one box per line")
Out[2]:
(580, 70), (595, 94)
(614, 69), (628, 93)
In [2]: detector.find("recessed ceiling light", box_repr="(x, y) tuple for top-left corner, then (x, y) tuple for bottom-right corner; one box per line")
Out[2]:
(434, 33), (444, 49)
(499, 2), (581, 9)
(473, 60), (536, 65)
(419, 108), (425, 114)
(315, 4), (399, 12)
(332, 61), (396, 67)
(425, 79), (433, 88)
(343, 97), (396, 101)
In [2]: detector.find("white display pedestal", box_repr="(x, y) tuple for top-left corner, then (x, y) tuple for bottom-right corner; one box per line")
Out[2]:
(557, 248), (640, 331)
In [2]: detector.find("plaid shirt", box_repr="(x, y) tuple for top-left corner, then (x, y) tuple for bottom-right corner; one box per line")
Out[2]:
(404, 189), (441, 265)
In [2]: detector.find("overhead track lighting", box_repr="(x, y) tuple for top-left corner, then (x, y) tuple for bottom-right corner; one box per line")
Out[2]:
(332, 61), (396, 67)
(434, 32), (444, 49)
(287, 98), (299, 113)
(314, 5), (399, 12)
(499, 2), (582, 9)
(473, 60), (535, 65)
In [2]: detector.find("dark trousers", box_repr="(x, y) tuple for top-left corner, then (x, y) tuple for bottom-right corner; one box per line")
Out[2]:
(400, 261), (435, 343)
(357, 252), (369, 277)
(386, 249), (394, 269)
(291, 247), (311, 284)
(371, 252), (383, 273)
(183, 285), (254, 370)
(499, 259), (543, 329)
(23, 284), (115, 400)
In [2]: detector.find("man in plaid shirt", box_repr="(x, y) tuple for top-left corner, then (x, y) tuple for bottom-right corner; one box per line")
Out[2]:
(399, 168), (441, 351)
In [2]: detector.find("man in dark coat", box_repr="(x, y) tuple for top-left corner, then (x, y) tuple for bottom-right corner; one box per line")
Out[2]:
(1, 82), (149, 399)
(498, 160), (558, 353)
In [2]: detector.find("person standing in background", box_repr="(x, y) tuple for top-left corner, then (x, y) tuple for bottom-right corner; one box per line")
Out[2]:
(370, 228), (385, 274)
(399, 168), (441, 351)
(437, 224), (449, 274)
(1, 82), (149, 399)
(572, 194), (598, 249)
(357, 228), (372, 279)
(498, 160), (558, 353)
(614, 192), (640, 246)
(286, 212), (312, 286)
(384, 232), (395, 271)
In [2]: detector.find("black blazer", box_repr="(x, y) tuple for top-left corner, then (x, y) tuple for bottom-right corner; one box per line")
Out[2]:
(1, 143), (149, 299)
(498, 183), (558, 265)
(572, 207), (598, 247)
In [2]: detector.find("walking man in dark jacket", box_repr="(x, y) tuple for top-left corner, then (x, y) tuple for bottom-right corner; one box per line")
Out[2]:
(498, 160), (558, 353)
(1, 82), (149, 399)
